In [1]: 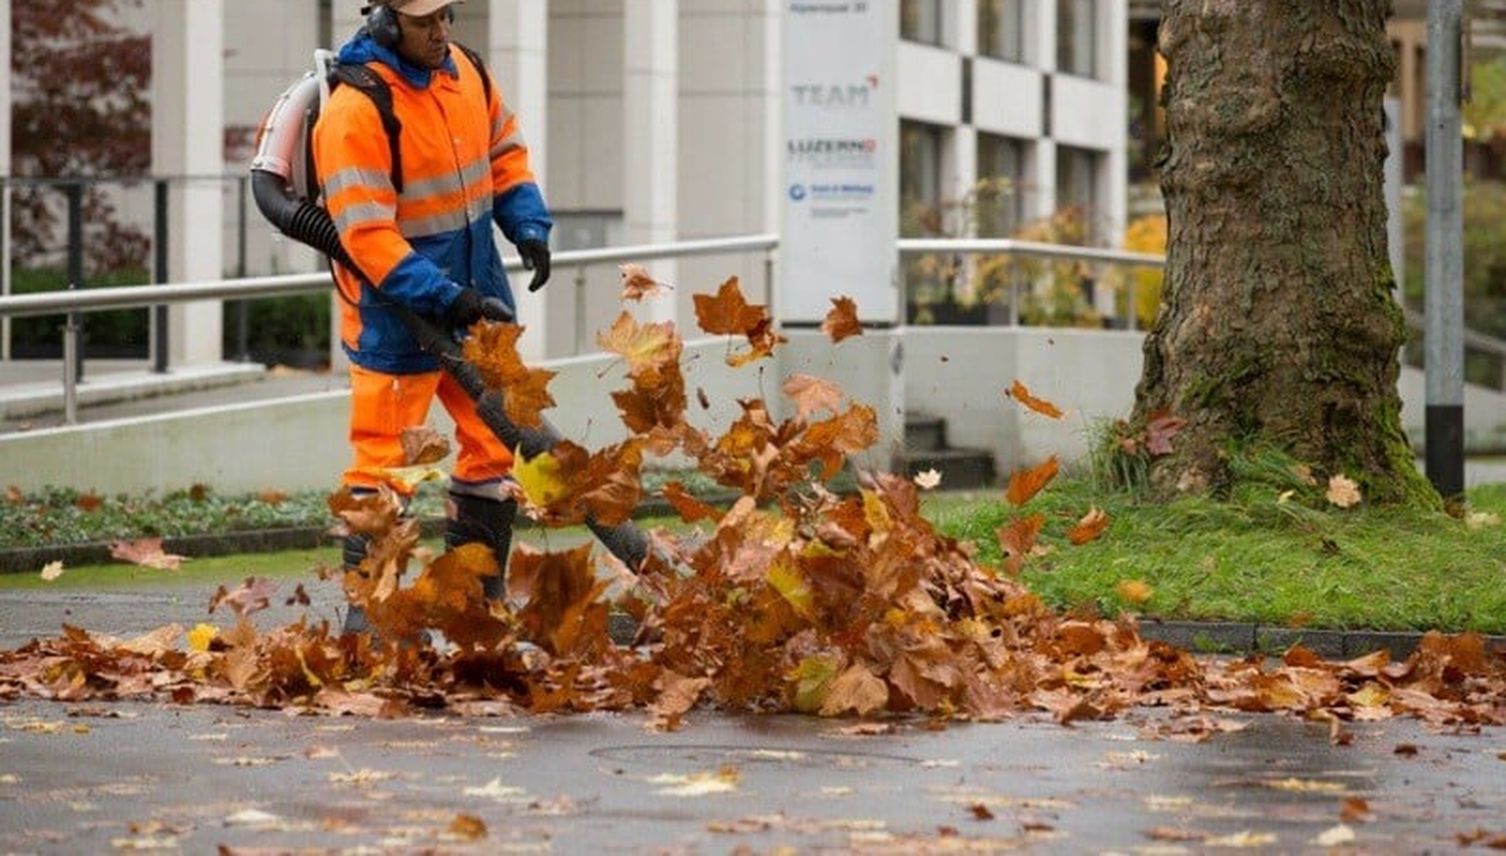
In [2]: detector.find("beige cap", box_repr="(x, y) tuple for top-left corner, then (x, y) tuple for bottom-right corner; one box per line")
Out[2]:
(381, 0), (463, 16)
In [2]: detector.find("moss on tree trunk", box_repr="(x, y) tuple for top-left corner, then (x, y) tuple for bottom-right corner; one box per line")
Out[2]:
(1134, 0), (1437, 507)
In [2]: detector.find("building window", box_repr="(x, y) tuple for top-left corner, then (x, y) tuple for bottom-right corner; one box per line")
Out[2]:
(1056, 0), (1098, 78)
(977, 133), (1026, 236)
(978, 0), (1024, 63)
(901, 0), (944, 47)
(1055, 145), (1103, 243)
(900, 120), (946, 236)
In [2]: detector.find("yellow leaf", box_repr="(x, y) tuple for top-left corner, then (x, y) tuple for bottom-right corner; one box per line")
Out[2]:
(1204, 831), (1278, 848)
(187, 623), (219, 652)
(449, 813), (488, 841)
(1116, 580), (1154, 604)
(913, 468), (942, 490)
(513, 448), (568, 507)
(1312, 825), (1355, 847)
(766, 557), (815, 619)
(39, 561), (64, 581)
(787, 655), (842, 714)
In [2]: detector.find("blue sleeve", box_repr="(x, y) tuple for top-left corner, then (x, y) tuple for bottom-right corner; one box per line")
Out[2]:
(378, 251), (464, 315)
(494, 182), (553, 246)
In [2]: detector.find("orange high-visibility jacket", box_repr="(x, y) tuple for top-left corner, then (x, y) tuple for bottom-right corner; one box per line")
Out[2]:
(313, 32), (550, 374)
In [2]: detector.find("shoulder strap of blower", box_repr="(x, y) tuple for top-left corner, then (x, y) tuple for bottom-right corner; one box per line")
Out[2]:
(325, 44), (494, 196)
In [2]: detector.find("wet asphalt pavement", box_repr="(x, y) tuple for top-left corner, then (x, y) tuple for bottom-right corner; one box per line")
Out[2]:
(2, 695), (1505, 853)
(3, 576), (1506, 853)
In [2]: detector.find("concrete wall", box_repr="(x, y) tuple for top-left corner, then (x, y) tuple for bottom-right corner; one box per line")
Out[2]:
(0, 336), (772, 495)
(11, 327), (1498, 496)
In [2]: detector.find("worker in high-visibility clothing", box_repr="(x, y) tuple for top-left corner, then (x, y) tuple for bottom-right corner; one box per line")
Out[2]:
(313, 0), (551, 634)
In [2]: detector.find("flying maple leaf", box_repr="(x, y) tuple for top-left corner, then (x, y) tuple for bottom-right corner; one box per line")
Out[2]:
(598, 311), (682, 379)
(1067, 507), (1110, 545)
(793, 404), (879, 480)
(913, 469), (942, 490)
(39, 560), (64, 581)
(821, 296), (862, 343)
(1008, 380), (1064, 420)
(661, 482), (722, 523)
(4, 485), (22, 504)
(1326, 474), (1362, 509)
(209, 577), (278, 616)
(461, 321), (557, 428)
(783, 373), (844, 422)
(693, 276), (765, 336)
(399, 426), (449, 466)
(509, 543), (610, 656)
(75, 491), (103, 512)
(109, 537), (187, 571)
(619, 263), (670, 301)
(996, 513), (1045, 576)
(327, 485), (404, 538)
(1006, 457), (1059, 507)
(727, 316), (787, 367)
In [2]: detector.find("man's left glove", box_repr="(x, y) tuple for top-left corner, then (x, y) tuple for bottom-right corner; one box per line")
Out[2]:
(518, 239), (551, 292)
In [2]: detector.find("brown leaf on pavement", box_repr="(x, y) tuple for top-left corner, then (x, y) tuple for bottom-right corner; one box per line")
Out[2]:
(449, 813), (488, 841)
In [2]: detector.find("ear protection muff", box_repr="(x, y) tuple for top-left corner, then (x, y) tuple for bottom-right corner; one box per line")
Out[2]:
(363, 3), (402, 49)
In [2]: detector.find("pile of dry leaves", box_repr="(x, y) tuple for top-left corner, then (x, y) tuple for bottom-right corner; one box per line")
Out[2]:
(2, 273), (1504, 734)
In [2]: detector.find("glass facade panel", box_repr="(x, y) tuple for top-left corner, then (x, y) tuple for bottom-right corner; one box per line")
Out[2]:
(1056, 0), (1098, 77)
(901, 0), (944, 46)
(978, 0), (1024, 63)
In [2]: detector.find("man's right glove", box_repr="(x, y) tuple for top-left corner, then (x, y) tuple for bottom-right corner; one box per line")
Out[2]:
(445, 289), (515, 327)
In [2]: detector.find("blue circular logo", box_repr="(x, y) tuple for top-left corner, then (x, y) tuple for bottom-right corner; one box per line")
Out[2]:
(788, 184), (807, 201)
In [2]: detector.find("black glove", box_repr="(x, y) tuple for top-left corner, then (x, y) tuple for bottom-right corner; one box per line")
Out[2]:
(445, 289), (515, 327)
(518, 239), (551, 292)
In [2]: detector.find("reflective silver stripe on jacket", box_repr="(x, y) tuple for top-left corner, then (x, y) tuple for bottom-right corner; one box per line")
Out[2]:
(334, 200), (398, 233)
(321, 166), (393, 198)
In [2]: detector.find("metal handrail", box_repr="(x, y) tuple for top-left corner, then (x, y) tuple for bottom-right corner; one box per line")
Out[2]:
(898, 237), (1166, 268)
(0, 234), (782, 320)
(0, 233), (782, 424)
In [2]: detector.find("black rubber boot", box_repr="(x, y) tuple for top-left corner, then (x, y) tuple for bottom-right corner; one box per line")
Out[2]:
(446, 491), (518, 601)
(340, 531), (374, 636)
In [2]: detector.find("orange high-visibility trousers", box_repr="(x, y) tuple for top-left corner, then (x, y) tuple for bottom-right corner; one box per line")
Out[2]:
(344, 363), (513, 494)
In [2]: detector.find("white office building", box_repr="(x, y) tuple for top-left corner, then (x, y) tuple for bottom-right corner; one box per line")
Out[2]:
(1, 0), (1127, 364)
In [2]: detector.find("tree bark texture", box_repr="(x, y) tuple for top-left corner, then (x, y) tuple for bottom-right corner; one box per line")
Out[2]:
(1134, 0), (1433, 504)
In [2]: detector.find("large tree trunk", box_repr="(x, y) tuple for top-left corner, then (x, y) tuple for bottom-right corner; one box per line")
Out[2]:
(1133, 0), (1435, 505)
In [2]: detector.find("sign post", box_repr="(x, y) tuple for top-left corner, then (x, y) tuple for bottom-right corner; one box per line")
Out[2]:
(780, 1), (905, 469)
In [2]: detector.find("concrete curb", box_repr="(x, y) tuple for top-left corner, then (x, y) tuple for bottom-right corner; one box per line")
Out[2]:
(1135, 619), (1506, 660)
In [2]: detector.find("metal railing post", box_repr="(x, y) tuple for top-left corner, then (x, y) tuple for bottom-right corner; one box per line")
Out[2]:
(763, 251), (775, 316)
(1008, 271), (1021, 327)
(65, 183), (85, 384)
(235, 175), (250, 362)
(574, 265), (587, 355)
(1126, 274), (1138, 332)
(153, 180), (169, 373)
(62, 314), (79, 425)
(1, 178), (11, 362)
